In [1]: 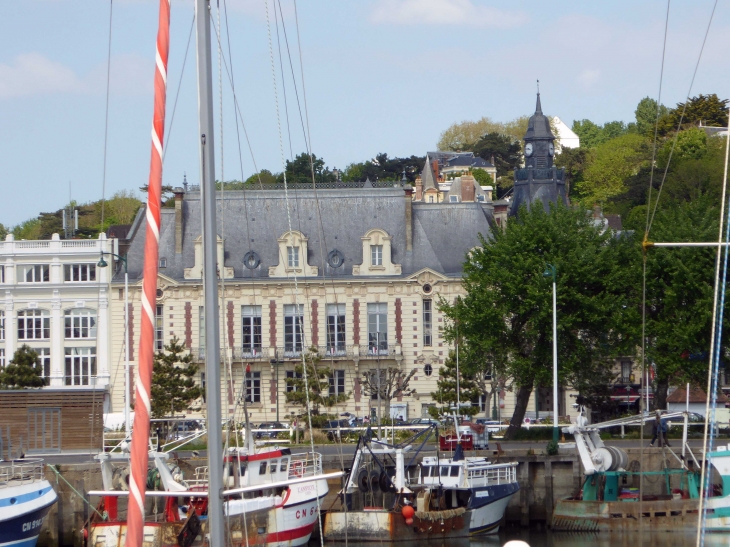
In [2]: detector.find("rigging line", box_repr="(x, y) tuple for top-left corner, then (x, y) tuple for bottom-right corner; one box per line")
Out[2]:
(265, 4), (324, 546)
(100, 0), (114, 229)
(647, 0), (719, 234)
(643, 0), (671, 239)
(208, 17), (266, 191)
(162, 12), (195, 164)
(274, 0), (294, 160)
(696, 87), (730, 547)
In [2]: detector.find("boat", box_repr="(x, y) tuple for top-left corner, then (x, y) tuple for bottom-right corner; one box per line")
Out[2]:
(323, 426), (519, 541)
(0, 459), (58, 547)
(551, 410), (730, 531)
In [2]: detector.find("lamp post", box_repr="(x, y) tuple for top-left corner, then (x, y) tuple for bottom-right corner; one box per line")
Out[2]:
(98, 251), (130, 435)
(543, 264), (559, 443)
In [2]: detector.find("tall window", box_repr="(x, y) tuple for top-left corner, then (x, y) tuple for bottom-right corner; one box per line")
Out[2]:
(0, 348), (5, 369)
(155, 305), (164, 351)
(326, 303), (346, 354)
(284, 304), (304, 355)
(64, 347), (97, 386)
(18, 310), (50, 340)
(621, 360), (632, 382)
(34, 348), (51, 385)
(198, 306), (205, 352)
(64, 264), (96, 282)
(245, 371), (261, 403)
(0, 265), (4, 283)
(0, 310), (4, 340)
(242, 305), (262, 356)
(423, 300), (432, 347)
(367, 303), (387, 354)
(286, 370), (302, 392)
(287, 246), (300, 268)
(21, 265), (49, 283)
(64, 309), (97, 339)
(329, 369), (346, 396)
(370, 245), (383, 266)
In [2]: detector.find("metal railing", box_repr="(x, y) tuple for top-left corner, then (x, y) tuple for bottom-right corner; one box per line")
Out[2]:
(359, 344), (394, 357)
(466, 461), (518, 487)
(233, 347), (265, 360)
(317, 345), (351, 358)
(289, 451), (323, 478)
(0, 459), (45, 487)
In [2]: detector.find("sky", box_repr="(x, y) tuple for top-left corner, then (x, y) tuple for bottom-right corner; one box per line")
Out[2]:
(1, 0), (729, 228)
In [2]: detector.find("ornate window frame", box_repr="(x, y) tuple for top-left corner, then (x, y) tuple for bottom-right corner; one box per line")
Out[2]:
(353, 229), (401, 276)
(269, 231), (318, 278)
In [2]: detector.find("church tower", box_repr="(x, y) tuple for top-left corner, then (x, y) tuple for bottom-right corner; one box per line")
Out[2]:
(509, 92), (567, 216)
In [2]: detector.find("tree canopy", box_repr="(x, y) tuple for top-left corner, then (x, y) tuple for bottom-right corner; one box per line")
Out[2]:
(439, 203), (639, 437)
(0, 345), (45, 389)
(471, 133), (522, 177)
(284, 348), (349, 415)
(150, 337), (203, 418)
(437, 116), (529, 151)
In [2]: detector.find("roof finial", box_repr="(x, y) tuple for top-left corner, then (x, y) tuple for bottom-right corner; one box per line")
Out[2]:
(537, 79), (540, 94)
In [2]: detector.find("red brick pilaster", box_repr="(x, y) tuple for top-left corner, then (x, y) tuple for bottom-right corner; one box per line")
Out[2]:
(354, 376), (361, 403)
(353, 299), (360, 345)
(184, 302), (192, 348)
(311, 299), (319, 346)
(227, 301), (234, 348)
(269, 300), (277, 347)
(395, 298), (402, 344)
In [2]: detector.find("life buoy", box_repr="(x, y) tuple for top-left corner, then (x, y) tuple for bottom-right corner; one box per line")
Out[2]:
(292, 460), (305, 478)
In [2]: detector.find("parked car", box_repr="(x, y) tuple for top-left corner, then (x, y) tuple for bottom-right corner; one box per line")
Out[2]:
(475, 418), (505, 434)
(324, 419), (354, 441)
(255, 421), (286, 439)
(407, 418), (440, 431)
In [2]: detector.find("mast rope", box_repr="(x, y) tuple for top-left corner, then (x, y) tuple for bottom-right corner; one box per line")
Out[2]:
(100, 0), (114, 229)
(125, 1), (169, 547)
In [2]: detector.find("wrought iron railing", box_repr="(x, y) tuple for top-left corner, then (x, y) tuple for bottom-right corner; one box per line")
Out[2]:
(359, 344), (394, 357)
(233, 347), (265, 360)
(186, 180), (403, 192)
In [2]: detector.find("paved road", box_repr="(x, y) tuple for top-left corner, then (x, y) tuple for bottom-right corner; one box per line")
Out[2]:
(41, 438), (717, 465)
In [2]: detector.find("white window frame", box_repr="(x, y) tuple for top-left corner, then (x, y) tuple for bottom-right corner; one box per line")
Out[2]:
(64, 347), (97, 386)
(367, 303), (388, 354)
(0, 265), (4, 283)
(20, 264), (50, 283)
(0, 310), (4, 340)
(286, 370), (302, 393)
(423, 299), (432, 347)
(449, 195), (459, 203)
(287, 246), (300, 268)
(18, 309), (50, 340)
(242, 305), (262, 356)
(64, 264), (96, 282)
(155, 304), (164, 351)
(0, 348), (4, 369)
(329, 369), (346, 396)
(284, 304), (304, 356)
(245, 371), (261, 403)
(370, 245), (383, 266)
(326, 303), (346, 355)
(34, 347), (51, 385)
(64, 308), (97, 339)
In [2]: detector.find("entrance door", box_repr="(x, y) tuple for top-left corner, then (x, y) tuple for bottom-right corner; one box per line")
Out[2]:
(27, 408), (61, 453)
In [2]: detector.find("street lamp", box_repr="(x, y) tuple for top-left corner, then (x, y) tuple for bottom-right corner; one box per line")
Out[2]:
(543, 263), (559, 443)
(98, 251), (130, 436)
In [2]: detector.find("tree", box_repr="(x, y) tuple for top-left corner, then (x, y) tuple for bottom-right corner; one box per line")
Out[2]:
(0, 223), (7, 240)
(572, 119), (629, 149)
(471, 133), (522, 177)
(429, 351), (482, 419)
(243, 169), (278, 186)
(284, 347), (349, 415)
(361, 367), (417, 421)
(575, 133), (651, 206)
(657, 94), (729, 136)
(471, 168), (493, 187)
(150, 337), (203, 419)
(437, 116), (530, 152)
(12, 218), (42, 240)
(280, 153), (335, 184)
(644, 197), (729, 409)
(439, 203), (639, 438)
(341, 154), (425, 184)
(635, 97), (668, 136)
(657, 127), (708, 166)
(0, 345), (45, 389)
(554, 146), (588, 196)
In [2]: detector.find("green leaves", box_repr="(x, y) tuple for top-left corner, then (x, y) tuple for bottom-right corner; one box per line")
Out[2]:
(429, 351), (482, 418)
(284, 347), (349, 413)
(150, 337), (203, 418)
(0, 345), (45, 389)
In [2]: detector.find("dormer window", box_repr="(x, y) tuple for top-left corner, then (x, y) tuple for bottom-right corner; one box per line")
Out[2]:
(449, 195), (459, 203)
(371, 245), (383, 266)
(287, 246), (300, 268)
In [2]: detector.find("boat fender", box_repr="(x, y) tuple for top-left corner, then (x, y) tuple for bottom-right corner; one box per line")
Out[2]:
(370, 470), (381, 492)
(357, 469), (369, 493)
(379, 471), (395, 493)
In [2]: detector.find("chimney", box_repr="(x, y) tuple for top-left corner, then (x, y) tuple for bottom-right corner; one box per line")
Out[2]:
(404, 186), (413, 251)
(415, 175), (423, 201)
(461, 174), (476, 202)
(432, 159), (441, 182)
(174, 187), (185, 254)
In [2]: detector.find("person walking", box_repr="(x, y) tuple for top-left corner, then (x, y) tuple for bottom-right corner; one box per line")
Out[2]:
(649, 412), (670, 447)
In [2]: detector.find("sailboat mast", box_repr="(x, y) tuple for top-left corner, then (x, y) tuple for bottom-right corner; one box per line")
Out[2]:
(195, 0), (224, 544)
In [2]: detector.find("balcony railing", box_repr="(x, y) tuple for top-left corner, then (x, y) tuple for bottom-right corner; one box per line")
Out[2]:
(233, 347), (265, 361)
(317, 345), (352, 358)
(190, 347), (205, 362)
(359, 344), (394, 358)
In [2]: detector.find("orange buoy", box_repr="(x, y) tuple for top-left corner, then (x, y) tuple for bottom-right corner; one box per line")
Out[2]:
(405, 518), (414, 525)
(402, 505), (415, 519)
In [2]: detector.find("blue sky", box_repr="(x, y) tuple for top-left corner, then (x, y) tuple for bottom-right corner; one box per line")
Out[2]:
(1, 0), (729, 227)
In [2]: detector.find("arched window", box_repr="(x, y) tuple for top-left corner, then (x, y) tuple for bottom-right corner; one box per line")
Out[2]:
(64, 308), (97, 339)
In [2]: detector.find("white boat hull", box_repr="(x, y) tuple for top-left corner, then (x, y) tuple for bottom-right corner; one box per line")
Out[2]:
(0, 480), (57, 547)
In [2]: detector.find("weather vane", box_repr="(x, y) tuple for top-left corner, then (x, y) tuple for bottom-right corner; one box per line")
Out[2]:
(537, 79), (540, 94)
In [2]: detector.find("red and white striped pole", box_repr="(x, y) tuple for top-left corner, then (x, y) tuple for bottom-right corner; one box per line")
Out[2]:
(125, 1), (170, 546)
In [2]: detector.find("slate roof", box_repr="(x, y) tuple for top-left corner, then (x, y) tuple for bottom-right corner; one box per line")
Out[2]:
(420, 155), (439, 190)
(524, 93), (555, 141)
(444, 156), (494, 169)
(446, 177), (489, 201)
(119, 187), (493, 282)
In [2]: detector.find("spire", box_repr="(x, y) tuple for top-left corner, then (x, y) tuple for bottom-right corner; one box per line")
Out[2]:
(535, 92), (542, 115)
(420, 155), (438, 190)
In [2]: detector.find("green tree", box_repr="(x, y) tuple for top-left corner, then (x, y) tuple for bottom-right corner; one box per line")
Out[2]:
(429, 351), (481, 419)
(572, 119), (629, 149)
(280, 153), (335, 184)
(644, 197), (728, 409)
(437, 116), (530, 152)
(471, 168), (493, 187)
(284, 347), (349, 415)
(0, 223), (7, 240)
(657, 94), (729, 136)
(12, 218), (42, 240)
(360, 367), (417, 422)
(635, 97), (668, 136)
(472, 133), (522, 177)
(244, 169), (278, 186)
(0, 345), (45, 389)
(657, 127), (708, 166)
(150, 337), (203, 418)
(554, 146), (588, 195)
(575, 133), (651, 205)
(439, 203), (639, 438)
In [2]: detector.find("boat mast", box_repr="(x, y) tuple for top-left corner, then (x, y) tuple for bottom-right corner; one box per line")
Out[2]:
(195, 0), (224, 544)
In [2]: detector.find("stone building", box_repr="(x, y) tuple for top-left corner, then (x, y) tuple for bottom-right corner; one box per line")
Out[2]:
(109, 184), (500, 422)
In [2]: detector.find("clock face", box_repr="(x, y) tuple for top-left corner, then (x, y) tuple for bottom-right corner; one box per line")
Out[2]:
(548, 143), (555, 156)
(525, 143), (533, 157)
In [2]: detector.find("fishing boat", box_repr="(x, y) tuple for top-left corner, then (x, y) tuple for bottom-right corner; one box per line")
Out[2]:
(551, 410), (730, 531)
(0, 459), (58, 547)
(323, 426), (518, 541)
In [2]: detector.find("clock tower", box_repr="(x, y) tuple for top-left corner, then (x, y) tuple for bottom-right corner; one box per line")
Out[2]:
(509, 92), (567, 216)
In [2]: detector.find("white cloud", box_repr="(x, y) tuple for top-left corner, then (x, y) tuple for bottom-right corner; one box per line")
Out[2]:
(370, 0), (525, 29)
(0, 53), (153, 100)
(0, 53), (85, 99)
(577, 69), (600, 89)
